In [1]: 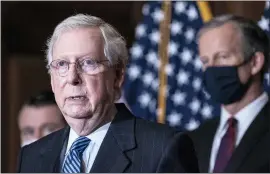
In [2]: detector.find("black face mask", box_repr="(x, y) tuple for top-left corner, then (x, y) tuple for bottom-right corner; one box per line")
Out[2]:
(203, 64), (252, 105)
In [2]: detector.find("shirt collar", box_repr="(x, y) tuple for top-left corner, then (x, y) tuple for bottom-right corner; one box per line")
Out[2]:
(66, 122), (111, 154)
(219, 92), (268, 133)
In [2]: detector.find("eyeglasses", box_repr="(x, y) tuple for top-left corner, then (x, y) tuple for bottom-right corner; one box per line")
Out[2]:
(49, 58), (110, 77)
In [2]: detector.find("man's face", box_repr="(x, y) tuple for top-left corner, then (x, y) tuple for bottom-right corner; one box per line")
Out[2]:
(50, 27), (120, 120)
(18, 105), (65, 146)
(199, 22), (252, 84)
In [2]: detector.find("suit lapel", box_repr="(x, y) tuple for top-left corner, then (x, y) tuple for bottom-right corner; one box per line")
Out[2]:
(198, 118), (219, 172)
(90, 104), (136, 173)
(38, 126), (70, 172)
(224, 102), (270, 172)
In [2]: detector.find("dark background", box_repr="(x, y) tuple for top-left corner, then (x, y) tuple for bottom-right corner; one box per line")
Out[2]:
(1, 1), (266, 172)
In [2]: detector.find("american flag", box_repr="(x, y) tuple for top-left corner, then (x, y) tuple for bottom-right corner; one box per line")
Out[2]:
(258, 1), (270, 33)
(259, 1), (270, 93)
(123, 1), (270, 131)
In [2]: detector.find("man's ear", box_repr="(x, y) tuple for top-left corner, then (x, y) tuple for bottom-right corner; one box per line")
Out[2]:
(114, 67), (125, 101)
(250, 52), (265, 75)
(114, 67), (125, 89)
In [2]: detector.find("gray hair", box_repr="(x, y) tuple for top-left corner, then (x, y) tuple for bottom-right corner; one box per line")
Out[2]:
(198, 14), (270, 75)
(45, 14), (129, 69)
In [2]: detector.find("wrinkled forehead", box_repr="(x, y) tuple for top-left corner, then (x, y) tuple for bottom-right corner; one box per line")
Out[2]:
(199, 23), (242, 53)
(52, 27), (105, 61)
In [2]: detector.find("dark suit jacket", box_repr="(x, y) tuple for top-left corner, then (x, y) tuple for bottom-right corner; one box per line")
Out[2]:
(188, 100), (270, 173)
(17, 103), (199, 173)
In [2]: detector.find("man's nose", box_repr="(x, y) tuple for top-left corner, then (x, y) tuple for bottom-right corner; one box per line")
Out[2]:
(33, 129), (43, 139)
(66, 64), (81, 85)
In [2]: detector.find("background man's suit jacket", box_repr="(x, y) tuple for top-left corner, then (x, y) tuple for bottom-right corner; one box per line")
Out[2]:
(17, 103), (199, 173)
(188, 101), (270, 173)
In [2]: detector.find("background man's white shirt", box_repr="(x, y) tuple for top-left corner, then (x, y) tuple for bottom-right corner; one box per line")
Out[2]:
(209, 92), (268, 172)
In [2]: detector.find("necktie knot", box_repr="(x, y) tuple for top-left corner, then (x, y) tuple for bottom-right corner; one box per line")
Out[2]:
(70, 136), (90, 155)
(62, 136), (91, 173)
(228, 117), (237, 128)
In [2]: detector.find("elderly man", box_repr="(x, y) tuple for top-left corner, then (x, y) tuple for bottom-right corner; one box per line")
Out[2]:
(18, 90), (66, 147)
(189, 15), (270, 173)
(17, 14), (199, 173)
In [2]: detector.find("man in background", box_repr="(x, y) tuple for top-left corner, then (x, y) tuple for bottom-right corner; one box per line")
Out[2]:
(18, 90), (66, 147)
(189, 14), (269, 172)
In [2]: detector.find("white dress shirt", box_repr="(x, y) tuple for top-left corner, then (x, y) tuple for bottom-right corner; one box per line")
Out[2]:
(209, 92), (269, 172)
(63, 122), (111, 173)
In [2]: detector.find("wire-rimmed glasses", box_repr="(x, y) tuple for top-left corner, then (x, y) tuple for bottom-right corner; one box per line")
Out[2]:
(49, 58), (110, 77)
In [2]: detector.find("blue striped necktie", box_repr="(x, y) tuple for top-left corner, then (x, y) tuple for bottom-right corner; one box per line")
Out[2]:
(62, 136), (91, 173)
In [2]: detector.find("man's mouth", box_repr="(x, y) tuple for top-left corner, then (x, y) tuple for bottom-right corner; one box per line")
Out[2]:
(67, 96), (87, 100)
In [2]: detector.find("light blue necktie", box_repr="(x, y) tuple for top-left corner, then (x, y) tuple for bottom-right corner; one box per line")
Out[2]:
(62, 136), (91, 173)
